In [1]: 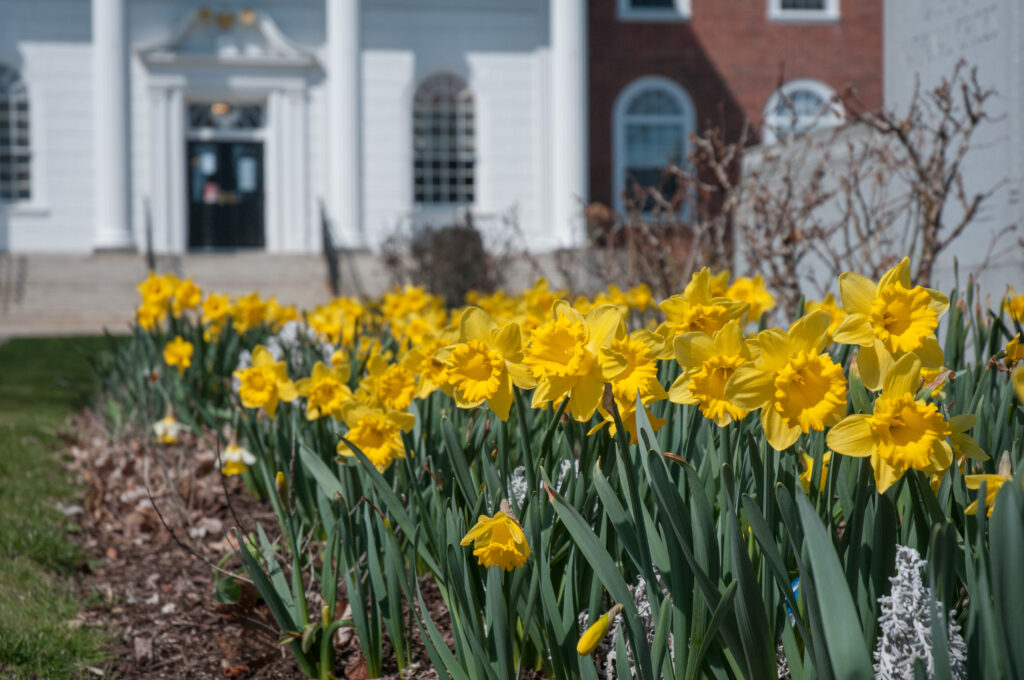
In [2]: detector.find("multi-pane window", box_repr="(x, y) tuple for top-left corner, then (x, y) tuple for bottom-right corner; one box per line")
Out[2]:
(615, 78), (694, 213)
(769, 0), (838, 21)
(630, 0), (675, 7)
(413, 73), (474, 205)
(0, 65), (30, 202)
(619, 0), (690, 20)
(188, 102), (264, 130)
(762, 79), (844, 145)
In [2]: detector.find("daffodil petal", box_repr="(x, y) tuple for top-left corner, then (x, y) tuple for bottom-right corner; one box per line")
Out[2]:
(882, 353), (922, 396)
(460, 307), (496, 342)
(488, 372), (514, 421)
(726, 365), (774, 410)
(827, 414), (874, 457)
(839, 272), (876, 315)
(762, 407), (801, 451)
(674, 332), (716, 367)
(832, 313), (875, 346)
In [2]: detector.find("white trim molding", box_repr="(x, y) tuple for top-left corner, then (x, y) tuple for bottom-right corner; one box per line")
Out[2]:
(762, 78), (844, 145)
(768, 0), (840, 24)
(612, 75), (696, 217)
(139, 7), (318, 255)
(617, 0), (691, 22)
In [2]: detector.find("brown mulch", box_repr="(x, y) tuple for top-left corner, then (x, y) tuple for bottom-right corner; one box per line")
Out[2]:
(65, 411), (446, 679)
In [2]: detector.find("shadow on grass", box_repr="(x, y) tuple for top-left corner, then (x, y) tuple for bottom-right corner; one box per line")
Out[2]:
(0, 336), (119, 678)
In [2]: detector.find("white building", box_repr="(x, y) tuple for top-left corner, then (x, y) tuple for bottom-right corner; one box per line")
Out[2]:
(0, 0), (587, 255)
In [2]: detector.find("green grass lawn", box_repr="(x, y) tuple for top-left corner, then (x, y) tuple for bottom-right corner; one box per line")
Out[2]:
(0, 337), (114, 679)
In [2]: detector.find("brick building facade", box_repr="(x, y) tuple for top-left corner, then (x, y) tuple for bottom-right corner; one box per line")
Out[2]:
(588, 0), (884, 207)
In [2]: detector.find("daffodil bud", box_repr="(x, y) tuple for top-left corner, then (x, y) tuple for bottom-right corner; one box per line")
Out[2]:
(275, 471), (286, 495)
(577, 604), (622, 656)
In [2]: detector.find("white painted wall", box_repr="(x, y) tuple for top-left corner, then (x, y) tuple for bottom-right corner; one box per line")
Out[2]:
(0, 0), (93, 252)
(0, 0), (555, 255)
(884, 0), (1024, 295)
(361, 0), (551, 251)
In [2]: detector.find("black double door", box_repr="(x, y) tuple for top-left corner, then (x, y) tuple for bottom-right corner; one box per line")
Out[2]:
(187, 141), (265, 249)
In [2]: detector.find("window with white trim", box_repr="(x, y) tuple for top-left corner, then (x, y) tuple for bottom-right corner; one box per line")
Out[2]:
(413, 73), (474, 206)
(0, 65), (30, 202)
(617, 0), (691, 22)
(613, 76), (695, 214)
(762, 79), (844, 145)
(768, 0), (839, 22)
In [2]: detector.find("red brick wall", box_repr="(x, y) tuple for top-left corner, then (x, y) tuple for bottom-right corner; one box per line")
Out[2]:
(588, 0), (883, 205)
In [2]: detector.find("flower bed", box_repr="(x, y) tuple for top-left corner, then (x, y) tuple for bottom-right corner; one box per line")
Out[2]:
(92, 262), (1024, 679)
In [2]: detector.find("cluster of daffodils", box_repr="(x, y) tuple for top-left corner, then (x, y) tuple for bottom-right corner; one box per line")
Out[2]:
(140, 262), (1021, 563)
(136, 270), (299, 336)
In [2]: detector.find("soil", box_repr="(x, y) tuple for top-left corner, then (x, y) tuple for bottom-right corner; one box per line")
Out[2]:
(64, 411), (448, 680)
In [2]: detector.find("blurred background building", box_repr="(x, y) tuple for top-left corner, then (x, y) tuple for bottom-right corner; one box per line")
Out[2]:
(0, 0), (882, 256)
(1, 0), (1021, 332)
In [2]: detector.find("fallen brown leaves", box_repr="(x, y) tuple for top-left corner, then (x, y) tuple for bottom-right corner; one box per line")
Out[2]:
(64, 410), (447, 679)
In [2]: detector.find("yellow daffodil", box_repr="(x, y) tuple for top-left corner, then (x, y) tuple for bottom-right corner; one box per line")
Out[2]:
(295, 361), (353, 420)
(152, 414), (185, 444)
(832, 257), (948, 390)
(709, 269), (731, 297)
(201, 293), (232, 334)
(337, 402), (415, 471)
(965, 452), (1013, 517)
(308, 298), (362, 345)
(382, 284), (440, 321)
(171, 277), (202, 317)
(1005, 287), (1024, 322)
(805, 292), (847, 335)
(232, 292), (268, 334)
(669, 320), (752, 427)
(607, 330), (667, 407)
(727, 275), (776, 324)
(233, 346), (298, 418)
(799, 451), (832, 492)
(460, 508), (530, 571)
(265, 297), (299, 329)
(524, 302), (627, 421)
(948, 413), (987, 461)
(657, 269), (749, 351)
(137, 301), (166, 331)
(1005, 334), (1024, 368)
(727, 310), (846, 450)
(626, 284), (656, 312)
(1015, 364), (1024, 403)
(137, 271), (177, 307)
(220, 442), (257, 476)
(356, 355), (417, 412)
(827, 354), (956, 493)
(402, 329), (458, 400)
(577, 604), (623, 656)
(163, 335), (194, 374)
(440, 308), (537, 421)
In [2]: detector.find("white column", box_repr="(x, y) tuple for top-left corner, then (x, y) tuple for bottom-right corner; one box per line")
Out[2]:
(326, 0), (363, 249)
(92, 0), (134, 250)
(550, 0), (588, 249)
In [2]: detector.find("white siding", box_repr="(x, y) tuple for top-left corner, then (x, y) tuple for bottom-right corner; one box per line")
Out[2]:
(0, 0), (93, 252)
(361, 0), (551, 250)
(1, 0), (555, 254)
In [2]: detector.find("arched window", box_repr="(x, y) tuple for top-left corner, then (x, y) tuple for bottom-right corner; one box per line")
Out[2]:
(762, 79), (843, 145)
(413, 73), (474, 205)
(613, 76), (695, 213)
(0, 65), (30, 201)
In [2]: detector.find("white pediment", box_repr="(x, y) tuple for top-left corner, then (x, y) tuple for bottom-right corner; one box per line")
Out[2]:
(138, 8), (317, 68)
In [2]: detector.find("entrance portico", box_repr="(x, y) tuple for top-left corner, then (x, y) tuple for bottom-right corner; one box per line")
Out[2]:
(138, 7), (318, 254)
